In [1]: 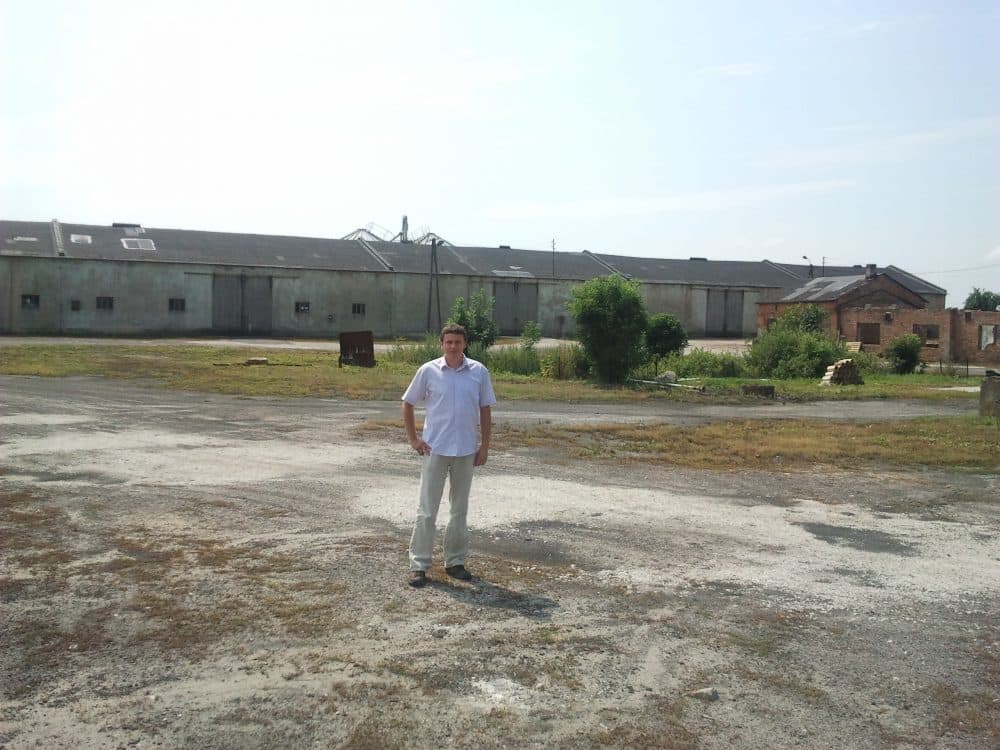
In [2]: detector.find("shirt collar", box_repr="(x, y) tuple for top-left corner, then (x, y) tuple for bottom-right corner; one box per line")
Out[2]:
(437, 354), (469, 371)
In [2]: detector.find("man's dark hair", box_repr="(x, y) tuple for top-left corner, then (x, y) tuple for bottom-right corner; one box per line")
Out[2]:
(440, 323), (467, 340)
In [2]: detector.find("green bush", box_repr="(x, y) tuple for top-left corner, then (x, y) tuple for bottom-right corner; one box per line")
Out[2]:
(540, 344), (591, 380)
(567, 275), (648, 383)
(520, 321), (542, 350)
(646, 313), (688, 372)
(745, 329), (845, 379)
(449, 289), (499, 349)
(665, 348), (746, 378)
(884, 333), (923, 374)
(850, 350), (887, 375)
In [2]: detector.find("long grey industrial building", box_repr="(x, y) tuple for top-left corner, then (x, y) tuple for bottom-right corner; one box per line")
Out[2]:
(1, 219), (945, 339)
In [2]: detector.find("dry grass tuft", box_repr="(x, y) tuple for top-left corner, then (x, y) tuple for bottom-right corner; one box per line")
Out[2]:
(497, 417), (1000, 471)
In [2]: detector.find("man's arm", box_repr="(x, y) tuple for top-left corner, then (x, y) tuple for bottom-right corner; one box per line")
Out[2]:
(475, 405), (491, 467)
(402, 401), (430, 455)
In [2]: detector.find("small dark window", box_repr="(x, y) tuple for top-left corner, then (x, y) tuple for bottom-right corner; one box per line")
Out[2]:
(21, 294), (40, 309)
(857, 322), (881, 345)
(168, 298), (186, 312)
(70, 299), (81, 311)
(913, 324), (939, 340)
(352, 302), (366, 315)
(295, 301), (310, 314)
(96, 296), (114, 311)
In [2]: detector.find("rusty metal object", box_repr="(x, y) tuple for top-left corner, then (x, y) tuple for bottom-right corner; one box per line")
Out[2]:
(338, 331), (377, 368)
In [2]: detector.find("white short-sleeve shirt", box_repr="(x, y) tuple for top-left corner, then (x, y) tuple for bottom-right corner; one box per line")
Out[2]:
(402, 355), (497, 457)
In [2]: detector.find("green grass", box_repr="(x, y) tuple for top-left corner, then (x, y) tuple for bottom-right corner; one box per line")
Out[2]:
(0, 343), (985, 402)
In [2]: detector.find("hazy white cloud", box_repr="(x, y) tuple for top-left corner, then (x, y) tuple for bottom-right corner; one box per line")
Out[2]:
(699, 63), (770, 77)
(488, 180), (854, 219)
(847, 21), (883, 34)
(755, 116), (1000, 169)
(987, 246), (1000, 260)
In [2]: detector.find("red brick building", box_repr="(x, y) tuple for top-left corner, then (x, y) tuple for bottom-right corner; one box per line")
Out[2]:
(756, 270), (1000, 365)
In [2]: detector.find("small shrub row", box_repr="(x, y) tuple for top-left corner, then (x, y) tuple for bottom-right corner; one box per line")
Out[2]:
(665, 348), (746, 378)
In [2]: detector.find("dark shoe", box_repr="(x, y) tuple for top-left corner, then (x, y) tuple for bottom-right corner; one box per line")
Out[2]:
(445, 565), (473, 581)
(408, 570), (428, 588)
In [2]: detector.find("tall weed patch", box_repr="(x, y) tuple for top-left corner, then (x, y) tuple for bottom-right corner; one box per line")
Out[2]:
(665, 348), (747, 378)
(477, 345), (541, 375)
(540, 344), (591, 380)
(383, 335), (441, 366)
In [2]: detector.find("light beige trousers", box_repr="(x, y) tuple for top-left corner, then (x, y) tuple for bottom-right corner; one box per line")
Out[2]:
(409, 453), (475, 571)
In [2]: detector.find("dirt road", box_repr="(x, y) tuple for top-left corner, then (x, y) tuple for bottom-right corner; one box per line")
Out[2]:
(1, 376), (997, 748)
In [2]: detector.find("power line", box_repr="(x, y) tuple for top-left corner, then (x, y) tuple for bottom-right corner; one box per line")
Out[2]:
(912, 262), (1000, 275)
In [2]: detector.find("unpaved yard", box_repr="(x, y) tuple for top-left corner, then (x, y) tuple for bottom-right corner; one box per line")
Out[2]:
(1, 375), (997, 749)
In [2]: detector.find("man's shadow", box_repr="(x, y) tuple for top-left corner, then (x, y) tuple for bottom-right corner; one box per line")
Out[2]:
(425, 576), (558, 621)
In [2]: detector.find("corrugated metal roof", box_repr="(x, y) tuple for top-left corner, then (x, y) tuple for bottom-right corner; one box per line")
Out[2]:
(593, 254), (792, 286)
(780, 275), (867, 302)
(59, 223), (387, 271)
(1, 221), (56, 256)
(770, 262), (946, 295)
(0, 220), (946, 296)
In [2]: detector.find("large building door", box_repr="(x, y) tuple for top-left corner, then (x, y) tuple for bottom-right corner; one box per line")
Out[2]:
(212, 274), (272, 335)
(242, 276), (272, 335)
(705, 289), (744, 336)
(494, 281), (538, 336)
(724, 290), (744, 335)
(212, 275), (241, 332)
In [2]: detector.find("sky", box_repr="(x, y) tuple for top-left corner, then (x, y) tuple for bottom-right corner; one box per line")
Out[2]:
(1, 0), (998, 307)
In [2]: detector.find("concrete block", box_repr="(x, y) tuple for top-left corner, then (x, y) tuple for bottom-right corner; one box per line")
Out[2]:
(980, 376), (1000, 417)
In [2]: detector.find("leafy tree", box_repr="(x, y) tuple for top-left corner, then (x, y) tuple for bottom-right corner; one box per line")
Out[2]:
(646, 313), (688, 373)
(567, 274), (648, 384)
(448, 289), (498, 350)
(771, 304), (828, 333)
(964, 288), (1000, 312)
(884, 333), (923, 374)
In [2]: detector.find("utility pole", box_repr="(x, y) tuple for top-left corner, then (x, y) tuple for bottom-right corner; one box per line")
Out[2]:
(551, 238), (556, 277)
(426, 238), (442, 331)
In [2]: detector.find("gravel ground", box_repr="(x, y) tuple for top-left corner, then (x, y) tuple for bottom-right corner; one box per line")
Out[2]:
(1, 375), (997, 749)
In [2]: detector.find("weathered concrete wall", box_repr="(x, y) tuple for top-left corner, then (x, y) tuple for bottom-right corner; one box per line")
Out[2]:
(0, 257), (11, 333)
(688, 288), (708, 337)
(645, 284), (763, 338)
(537, 280), (576, 338)
(5, 258), (214, 335)
(3, 255), (780, 341)
(271, 270), (394, 338)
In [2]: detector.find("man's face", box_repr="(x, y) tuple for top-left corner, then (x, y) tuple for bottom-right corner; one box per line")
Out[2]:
(441, 333), (466, 361)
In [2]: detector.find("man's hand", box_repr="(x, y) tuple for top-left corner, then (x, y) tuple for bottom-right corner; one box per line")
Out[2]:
(474, 445), (489, 466)
(402, 401), (430, 455)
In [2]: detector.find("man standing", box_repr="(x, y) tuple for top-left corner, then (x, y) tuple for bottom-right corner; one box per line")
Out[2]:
(402, 323), (496, 588)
